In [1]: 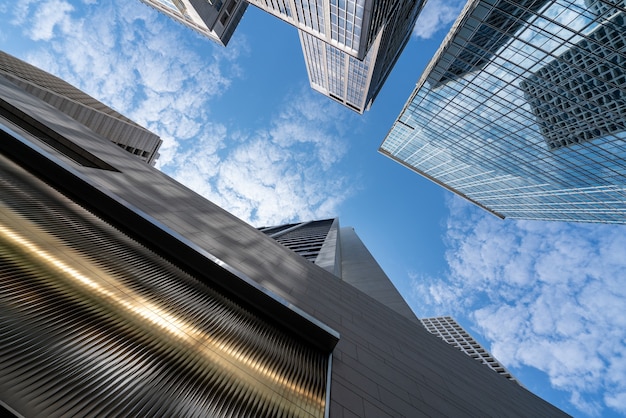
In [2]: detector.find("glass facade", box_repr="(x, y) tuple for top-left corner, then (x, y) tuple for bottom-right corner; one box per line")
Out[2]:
(250, 0), (423, 113)
(329, 0), (365, 51)
(380, 0), (626, 223)
(303, 0), (422, 112)
(300, 31), (375, 112)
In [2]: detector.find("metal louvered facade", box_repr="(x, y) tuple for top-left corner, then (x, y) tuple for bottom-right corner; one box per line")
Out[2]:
(0, 152), (330, 418)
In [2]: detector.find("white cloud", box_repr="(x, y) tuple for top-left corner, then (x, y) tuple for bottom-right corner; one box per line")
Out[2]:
(10, 0), (240, 168)
(606, 391), (626, 415)
(29, 0), (73, 41)
(412, 195), (626, 417)
(412, 0), (465, 39)
(4, 0), (355, 228)
(167, 91), (354, 226)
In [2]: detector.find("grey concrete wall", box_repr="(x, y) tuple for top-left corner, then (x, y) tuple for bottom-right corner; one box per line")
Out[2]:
(0, 55), (162, 164)
(339, 226), (419, 324)
(315, 218), (342, 277)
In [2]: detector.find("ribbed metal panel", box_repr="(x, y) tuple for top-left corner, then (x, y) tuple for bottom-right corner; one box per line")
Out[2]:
(0, 156), (328, 417)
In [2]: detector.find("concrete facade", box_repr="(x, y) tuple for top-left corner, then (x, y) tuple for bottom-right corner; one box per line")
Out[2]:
(0, 51), (162, 165)
(421, 316), (521, 385)
(0, 70), (569, 416)
(260, 219), (418, 323)
(138, 0), (247, 46)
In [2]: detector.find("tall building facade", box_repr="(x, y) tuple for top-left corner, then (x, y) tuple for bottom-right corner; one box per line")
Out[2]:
(259, 218), (418, 322)
(138, 0), (248, 46)
(380, 0), (626, 223)
(249, 0), (424, 112)
(0, 51), (162, 165)
(421, 316), (520, 384)
(142, 0), (422, 113)
(519, 0), (625, 150)
(0, 61), (568, 416)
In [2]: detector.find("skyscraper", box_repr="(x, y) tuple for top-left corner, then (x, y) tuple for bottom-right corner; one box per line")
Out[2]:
(519, 1), (625, 150)
(248, 0), (424, 112)
(420, 316), (520, 384)
(0, 51), (162, 165)
(264, 224), (521, 384)
(0, 58), (568, 416)
(380, 0), (626, 223)
(142, 0), (422, 113)
(138, 0), (247, 46)
(259, 218), (418, 322)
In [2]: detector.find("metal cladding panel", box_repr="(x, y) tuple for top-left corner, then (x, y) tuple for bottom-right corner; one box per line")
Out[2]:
(0, 154), (328, 418)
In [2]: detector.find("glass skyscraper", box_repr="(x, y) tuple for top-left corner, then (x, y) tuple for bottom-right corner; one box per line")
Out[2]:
(148, 0), (424, 113)
(380, 0), (626, 223)
(290, 0), (424, 112)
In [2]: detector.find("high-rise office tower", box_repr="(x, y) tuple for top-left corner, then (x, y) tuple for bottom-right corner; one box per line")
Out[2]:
(138, 0), (247, 46)
(380, 0), (626, 223)
(420, 316), (520, 384)
(259, 218), (418, 322)
(143, 0), (422, 113)
(0, 51), (162, 165)
(248, 0), (423, 112)
(264, 223), (520, 384)
(0, 59), (568, 416)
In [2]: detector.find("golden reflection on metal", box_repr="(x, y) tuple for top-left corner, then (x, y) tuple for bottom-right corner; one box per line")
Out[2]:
(0, 202), (326, 417)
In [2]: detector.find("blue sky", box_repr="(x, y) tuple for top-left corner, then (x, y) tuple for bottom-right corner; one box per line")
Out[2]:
(1, 0), (626, 416)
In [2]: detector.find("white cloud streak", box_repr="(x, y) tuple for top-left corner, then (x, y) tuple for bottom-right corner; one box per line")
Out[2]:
(4, 0), (354, 227)
(412, 196), (626, 417)
(412, 0), (465, 39)
(28, 0), (74, 41)
(167, 91), (353, 226)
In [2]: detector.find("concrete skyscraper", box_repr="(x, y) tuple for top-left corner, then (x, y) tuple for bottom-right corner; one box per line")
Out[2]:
(138, 0), (248, 46)
(0, 51), (162, 165)
(0, 56), (568, 416)
(420, 316), (520, 384)
(264, 224), (522, 384)
(380, 0), (626, 223)
(259, 218), (418, 322)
